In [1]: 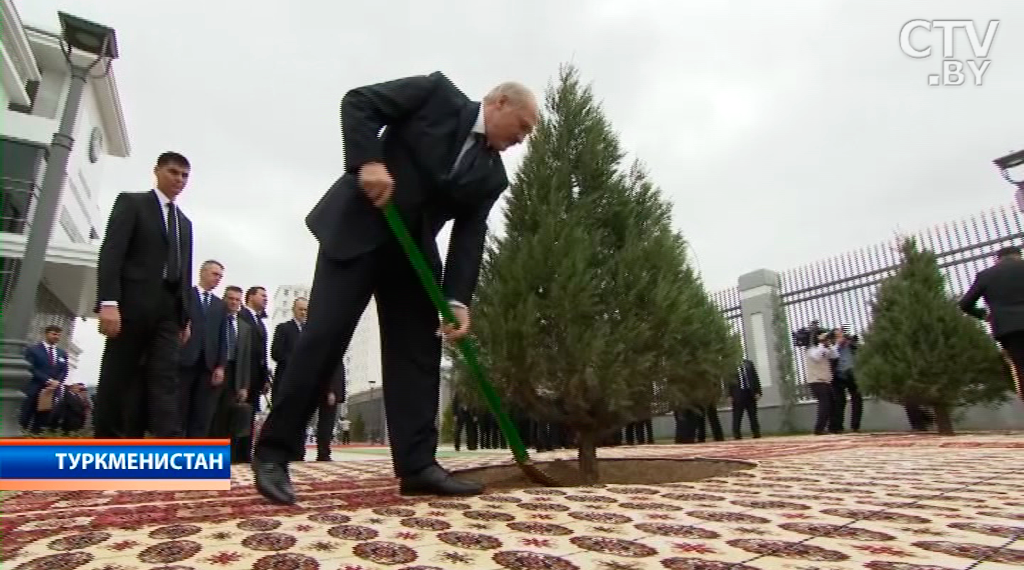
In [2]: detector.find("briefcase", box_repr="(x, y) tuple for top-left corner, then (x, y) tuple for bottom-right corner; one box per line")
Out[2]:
(36, 386), (56, 412)
(230, 402), (253, 438)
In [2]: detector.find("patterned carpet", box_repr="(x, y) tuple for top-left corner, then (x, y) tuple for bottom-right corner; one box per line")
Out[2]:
(2, 432), (1023, 569)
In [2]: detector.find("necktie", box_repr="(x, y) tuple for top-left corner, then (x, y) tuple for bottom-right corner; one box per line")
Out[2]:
(739, 365), (747, 389)
(202, 290), (210, 309)
(166, 203), (181, 283)
(226, 315), (237, 358)
(48, 346), (55, 365)
(450, 132), (485, 178)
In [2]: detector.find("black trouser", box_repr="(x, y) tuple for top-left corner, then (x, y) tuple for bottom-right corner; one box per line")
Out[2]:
(830, 370), (863, 433)
(998, 331), (1024, 401)
(455, 413), (479, 451)
(19, 386), (45, 432)
(315, 401), (338, 460)
(731, 388), (760, 439)
(341, 430), (351, 444)
(94, 284), (183, 438)
(700, 405), (726, 442)
(904, 402), (933, 431)
(674, 409), (702, 444)
(256, 244), (443, 477)
(179, 359), (221, 438)
(809, 382), (834, 435)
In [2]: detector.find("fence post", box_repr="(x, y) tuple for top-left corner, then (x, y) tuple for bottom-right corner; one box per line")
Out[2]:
(737, 269), (784, 409)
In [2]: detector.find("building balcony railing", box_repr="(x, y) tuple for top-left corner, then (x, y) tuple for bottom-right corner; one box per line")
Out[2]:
(1, 176), (40, 235)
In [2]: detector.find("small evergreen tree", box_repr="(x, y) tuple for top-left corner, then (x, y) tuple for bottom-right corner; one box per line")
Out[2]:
(460, 65), (737, 482)
(857, 238), (1008, 435)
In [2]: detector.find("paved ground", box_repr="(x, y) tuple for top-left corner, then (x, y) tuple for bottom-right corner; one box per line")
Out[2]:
(2, 432), (1023, 569)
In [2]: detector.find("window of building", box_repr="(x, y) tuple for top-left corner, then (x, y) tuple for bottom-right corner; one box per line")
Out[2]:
(60, 206), (84, 243)
(7, 80), (40, 114)
(0, 137), (46, 234)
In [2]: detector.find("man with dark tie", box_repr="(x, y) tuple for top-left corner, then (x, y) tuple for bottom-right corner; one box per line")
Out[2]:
(20, 325), (69, 432)
(236, 286), (271, 461)
(210, 286), (255, 462)
(270, 297), (308, 397)
(253, 72), (539, 504)
(730, 358), (762, 439)
(94, 152), (194, 438)
(179, 260), (227, 437)
(960, 245), (1024, 401)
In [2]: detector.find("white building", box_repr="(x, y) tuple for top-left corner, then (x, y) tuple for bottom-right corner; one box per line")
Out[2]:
(0, 0), (130, 374)
(270, 284), (382, 397)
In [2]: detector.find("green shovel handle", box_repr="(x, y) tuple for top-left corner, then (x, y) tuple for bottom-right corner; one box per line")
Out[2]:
(382, 203), (531, 464)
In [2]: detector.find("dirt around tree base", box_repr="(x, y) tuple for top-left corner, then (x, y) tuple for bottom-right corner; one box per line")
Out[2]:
(455, 458), (756, 490)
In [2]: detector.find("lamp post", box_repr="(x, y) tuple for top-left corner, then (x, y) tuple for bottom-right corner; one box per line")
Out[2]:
(0, 13), (118, 437)
(367, 380), (378, 443)
(993, 149), (1024, 213)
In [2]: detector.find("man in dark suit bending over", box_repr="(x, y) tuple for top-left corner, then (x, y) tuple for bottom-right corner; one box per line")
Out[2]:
(254, 72), (539, 504)
(960, 245), (1024, 401)
(94, 152), (194, 438)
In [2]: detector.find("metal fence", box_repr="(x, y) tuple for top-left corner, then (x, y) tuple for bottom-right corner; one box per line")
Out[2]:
(710, 286), (744, 354)
(712, 203), (1023, 401)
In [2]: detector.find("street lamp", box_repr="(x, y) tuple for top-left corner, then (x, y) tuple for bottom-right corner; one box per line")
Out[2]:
(0, 12), (118, 437)
(993, 149), (1024, 213)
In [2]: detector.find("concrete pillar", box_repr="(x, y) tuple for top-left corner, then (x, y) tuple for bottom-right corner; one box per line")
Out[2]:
(737, 269), (783, 408)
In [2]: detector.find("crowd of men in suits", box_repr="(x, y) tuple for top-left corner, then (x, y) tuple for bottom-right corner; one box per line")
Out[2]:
(84, 152), (291, 462)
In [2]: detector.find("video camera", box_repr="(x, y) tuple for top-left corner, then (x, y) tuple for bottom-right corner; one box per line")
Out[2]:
(791, 321), (859, 348)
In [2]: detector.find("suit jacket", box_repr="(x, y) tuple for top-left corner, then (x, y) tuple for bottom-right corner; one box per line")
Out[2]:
(96, 190), (193, 327)
(959, 257), (1024, 338)
(180, 287), (227, 370)
(22, 342), (69, 393)
(306, 71), (509, 305)
(729, 359), (762, 396)
(270, 319), (301, 385)
(238, 306), (269, 402)
(228, 316), (254, 393)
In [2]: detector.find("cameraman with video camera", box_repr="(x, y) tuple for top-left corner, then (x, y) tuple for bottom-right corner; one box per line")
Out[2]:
(805, 330), (840, 435)
(830, 327), (863, 433)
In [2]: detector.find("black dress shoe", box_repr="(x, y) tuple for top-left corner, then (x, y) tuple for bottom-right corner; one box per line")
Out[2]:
(399, 464), (484, 496)
(253, 462), (296, 505)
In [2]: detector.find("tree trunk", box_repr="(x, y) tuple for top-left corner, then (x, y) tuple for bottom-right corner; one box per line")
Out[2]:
(932, 405), (955, 436)
(576, 431), (600, 484)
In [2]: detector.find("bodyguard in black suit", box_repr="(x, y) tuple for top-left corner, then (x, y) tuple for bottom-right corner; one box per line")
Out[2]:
(236, 286), (271, 462)
(270, 297), (307, 397)
(313, 358), (346, 461)
(960, 245), (1024, 400)
(94, 152), (194, 438)
(179, 260), (227, 437)
(730, 358), (762, 439)
(254, 72), (539, 504)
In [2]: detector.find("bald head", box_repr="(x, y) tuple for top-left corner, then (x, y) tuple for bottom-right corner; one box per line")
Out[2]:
(482, 81), (539, 151)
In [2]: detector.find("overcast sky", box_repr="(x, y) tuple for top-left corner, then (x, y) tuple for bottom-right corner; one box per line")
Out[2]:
(17, 0), (1023, 385)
